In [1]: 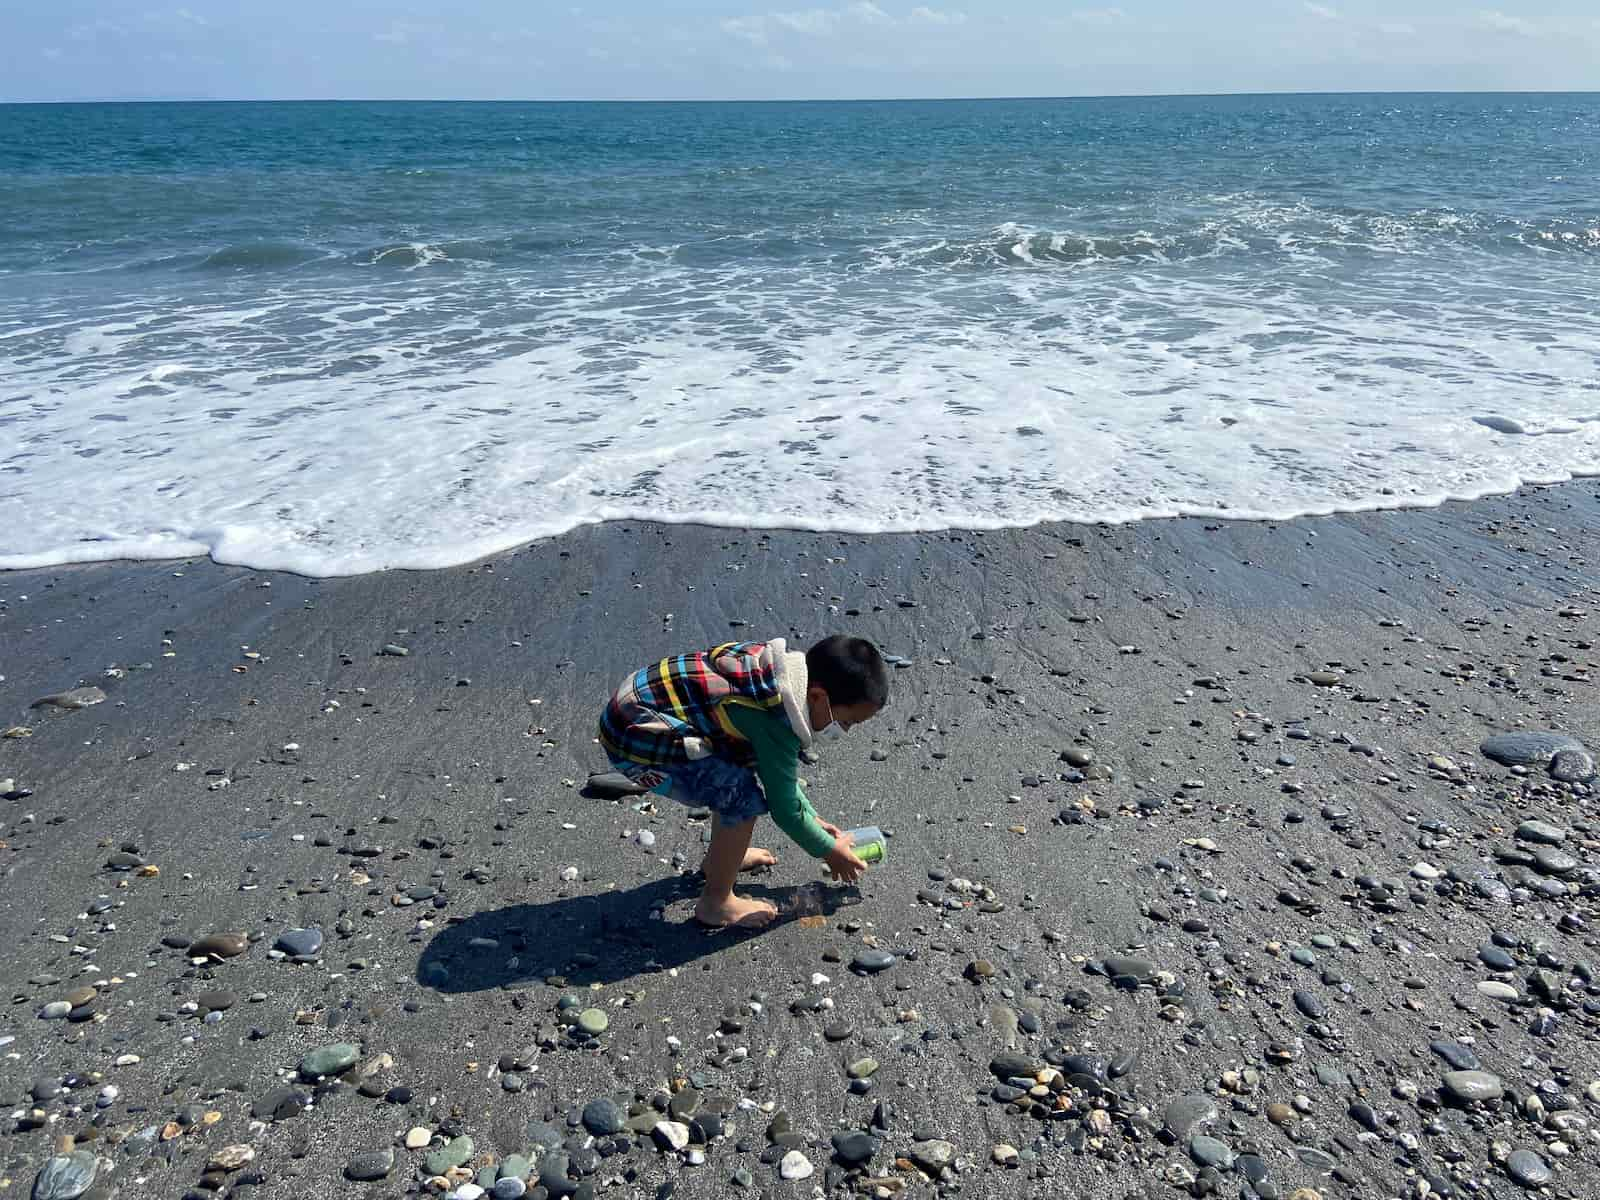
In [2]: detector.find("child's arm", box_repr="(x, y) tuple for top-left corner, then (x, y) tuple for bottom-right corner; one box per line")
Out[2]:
(727, 706), (866, 880)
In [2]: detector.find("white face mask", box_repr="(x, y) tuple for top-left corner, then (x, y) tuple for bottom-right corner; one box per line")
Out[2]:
(816, 697), (850, 743)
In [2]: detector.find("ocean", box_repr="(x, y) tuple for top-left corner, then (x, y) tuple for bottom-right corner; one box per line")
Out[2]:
(1, 94), (1597, 576)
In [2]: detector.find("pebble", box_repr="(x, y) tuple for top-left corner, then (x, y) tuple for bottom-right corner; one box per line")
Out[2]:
(653, 1121), (690, 1152)
(31, 1151), (97, 1200)
(1550, 748), (1595, 781)
(1441, 1070), (1504, 1103)
(831, 1131), (878, 1166)
(424, 1135), (474, 1176)
(582, 1098), (625, 1136)
(251, 1086), (309, 1122)
(991, 1143), (1019, 1167)
(779, 1150), (814, 1180)
(405, 1127), (431, 1149)
(1164, 1094), (1218, 1139)
(275, 927), (323, 957)
(577, 1008), (609, 1035)
(908, 1139), (957, 1175)
(30, 687), (107, 710)
(1189, 1134), (1235, 1169)
(493, 1179), (527, 1200)
(1505, 1149), (1552, 1188)
(208, 1144), (255, 1171)
(298, 1042), (360, 1078)
(345, 1149), (395, 1181)
(1480, 731), (1583, 766)
(1102, 955), (1157, 983)
(851, 949), (895, 973)
(188, 932), (249, 959)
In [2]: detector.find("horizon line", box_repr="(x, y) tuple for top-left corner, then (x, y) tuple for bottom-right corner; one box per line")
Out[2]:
(4, 87), (1599, 106)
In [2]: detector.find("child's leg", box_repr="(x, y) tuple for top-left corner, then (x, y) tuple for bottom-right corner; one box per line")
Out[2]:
(696, 815), (779, 928)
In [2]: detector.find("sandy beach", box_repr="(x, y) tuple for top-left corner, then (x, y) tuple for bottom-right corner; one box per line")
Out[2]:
(3, 482), (1598, 1200)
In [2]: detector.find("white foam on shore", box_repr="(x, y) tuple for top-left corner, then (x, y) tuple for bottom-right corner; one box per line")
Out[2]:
(4, 255), (1600, 577)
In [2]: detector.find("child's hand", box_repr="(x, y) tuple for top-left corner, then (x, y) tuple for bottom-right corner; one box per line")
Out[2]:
(819, 819), (844, 839)
(824, 833), (867, 884)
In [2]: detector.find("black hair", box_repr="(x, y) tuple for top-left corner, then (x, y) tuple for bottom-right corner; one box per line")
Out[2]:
(806, 635), (890, 709)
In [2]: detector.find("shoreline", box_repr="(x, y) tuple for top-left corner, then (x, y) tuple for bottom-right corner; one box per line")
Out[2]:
(2, 480), (1598, 1198)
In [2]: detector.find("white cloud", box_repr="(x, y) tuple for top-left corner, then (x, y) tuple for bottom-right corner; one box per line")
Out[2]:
(1476, 10), (1538, 36)
(721, 16), (769, 44)
(848, 1), (894, 25)
(1304, 3), (1338, 20)
(1065, 7), (1127, 26)
(1377, 21), (1416, 35)
(910, 6), (967, 25)
(773, 9), (839, 35)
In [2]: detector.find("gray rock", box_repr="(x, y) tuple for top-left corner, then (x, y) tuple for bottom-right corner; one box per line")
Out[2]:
(1102, 955), (1157, 983)
(1292, 990), (1326, 1020)
(1480, 732), (1584, 767)
(1189, 1135), (1235, 1170)
(1163, 1095), (1218, 1140)
(423, 1136), (474, 1176)
(32, 1152), (97, 1200)
(778, 1150), (813, 1180)
(908, 1140), (957, 1175)
(344, 1150), (394, 1182)
(1430, 1039), (1482, 1072)
(989, 1051), (1038, 1080)
(1515, 820), (1568, 846)
(1533, 847), (1578, 876)
(275, 927), (323, 957)
(30, 687), (107, 711)
(250, 1086), (309, 1122)
(1505, 1149), (1552, 1189)
(493, 1178), (528, 1200)
(1550, 749), (1595, 783)
(298, 1042), (359, 1079)
(582, 1098), (625, 1136)
(1441, 1070), (1504, 1103)
(851, 949), (895, 974)
(584, 772), (648, 798)
(831, 1131), (879, 1166)
(538, 1152), (576, 1198)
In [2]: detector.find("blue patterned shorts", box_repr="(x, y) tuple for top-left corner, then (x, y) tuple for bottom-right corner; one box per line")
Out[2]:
(608, 756), (769, 826)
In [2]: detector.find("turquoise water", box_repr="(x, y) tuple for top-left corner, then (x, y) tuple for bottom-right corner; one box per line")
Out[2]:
(2, 95), (1598, 574)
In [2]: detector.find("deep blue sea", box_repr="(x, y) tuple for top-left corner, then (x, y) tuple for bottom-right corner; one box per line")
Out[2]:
(1, 95), (1597, 574)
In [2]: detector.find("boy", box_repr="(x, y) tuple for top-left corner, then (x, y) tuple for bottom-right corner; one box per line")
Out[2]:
(598, 635), (889, 928)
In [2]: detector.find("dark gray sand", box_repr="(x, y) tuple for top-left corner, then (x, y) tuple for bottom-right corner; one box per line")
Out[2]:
(2, 483), (1599, 1200)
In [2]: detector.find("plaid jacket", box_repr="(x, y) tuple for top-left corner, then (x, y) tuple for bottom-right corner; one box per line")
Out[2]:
(599, 640), (804, 768)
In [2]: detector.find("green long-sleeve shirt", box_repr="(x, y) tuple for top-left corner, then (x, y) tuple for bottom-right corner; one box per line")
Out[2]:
(726, 703), (835, 858)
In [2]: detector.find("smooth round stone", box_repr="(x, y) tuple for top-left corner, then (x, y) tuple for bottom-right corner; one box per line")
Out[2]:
(1430, 1041), (1480, 1071)
(251, 1086), (309, 1122)
(39, 1001), (71, 1020)
(538, 1153), (575, 1199)
(577, 1008), (609, 1035)
(908, 1141), (956, 1174)
(1533, 847), (1578, 876)
(188, 932), (248, 959)
(424, 1136), (474, 1176)
(1292, 990), (1326, 1020)
(1164, 1094), (1219, 1140)
(196, 989), (237, 1012)
(852, 949), (895, 974)
(846, 1057), (879, 1080)
(1480, 732), (1583, 767)
(1479, 945), (1516, 971)
(1102, 955), (1156, 983)
(275, 927), (323, 957)
(1505, 1149), (1552, 1188)
(1442, 1070), (1504, 1103)
(779, 1150), (813, 1180)
(32, 1151), (97, 1200)
(581, 1098), (625, 1136)
(1477, 980), (1519, 1002)
(344, 1149), (395, 1181)
(831, 1131), (879, 1166)
(493, 1179), (528, 1200)
(298, 1042), (360, 1078)
(1060, 747), (1096, 767)
(1190, 1134), (1235, 1170)
(989, 1051), (1039, 1080)
(1550, 749), (1595, 782)
(1515, 820), (1568, 846)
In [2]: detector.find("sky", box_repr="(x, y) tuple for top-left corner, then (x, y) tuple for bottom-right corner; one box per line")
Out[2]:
(2, 1), (1598, 103)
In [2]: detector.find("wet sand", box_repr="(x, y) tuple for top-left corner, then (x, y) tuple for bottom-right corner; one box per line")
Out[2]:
(2, 482), (1598, 1199)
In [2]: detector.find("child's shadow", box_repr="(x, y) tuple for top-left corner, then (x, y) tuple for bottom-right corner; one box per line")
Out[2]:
(416, 875), (859, 994)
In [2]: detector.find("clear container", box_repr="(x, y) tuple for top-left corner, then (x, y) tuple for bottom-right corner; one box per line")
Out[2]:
(845, 825), (885, 863)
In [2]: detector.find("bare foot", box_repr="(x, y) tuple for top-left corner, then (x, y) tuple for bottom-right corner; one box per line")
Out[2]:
(741, 847), (777, 872)
(695, 893), (779, 929)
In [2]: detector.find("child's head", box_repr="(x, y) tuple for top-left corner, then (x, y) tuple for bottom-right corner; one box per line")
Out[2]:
(805, 635), (889, 733)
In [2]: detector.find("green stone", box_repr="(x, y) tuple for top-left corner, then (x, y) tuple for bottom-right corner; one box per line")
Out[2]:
(498, 1155), (531, 1181)
(298, 1042), (360, 1079)
(846, 1057), (880, 1080)
(577, 1008), (609, 1035)
(423, 1135), (474, 1177)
